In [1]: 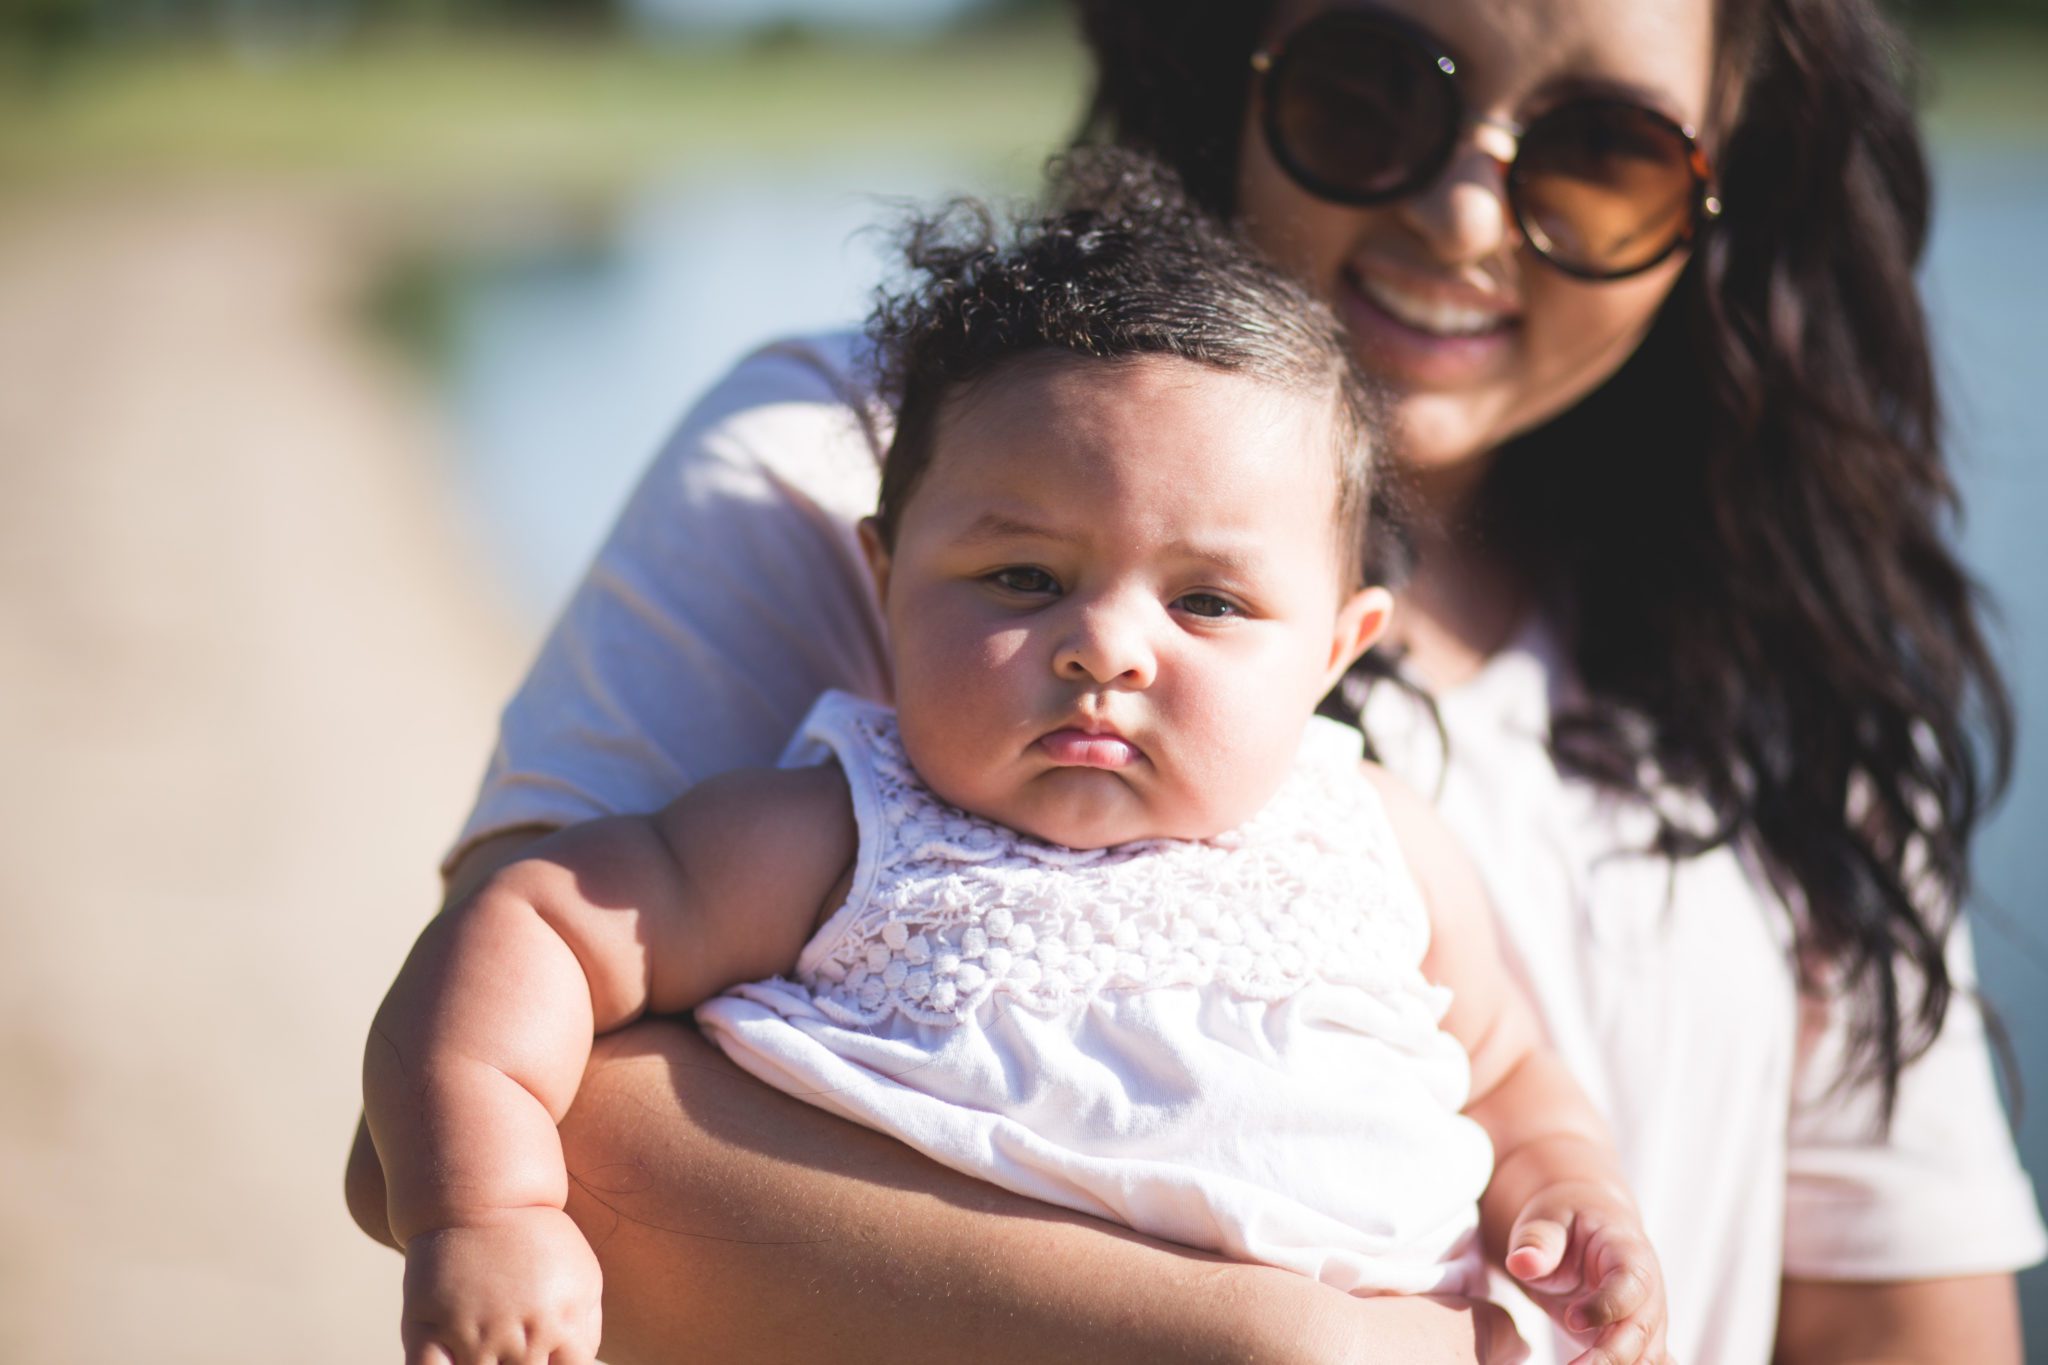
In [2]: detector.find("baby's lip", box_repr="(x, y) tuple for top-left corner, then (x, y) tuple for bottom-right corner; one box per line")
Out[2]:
(1037, 722), (1142, 770)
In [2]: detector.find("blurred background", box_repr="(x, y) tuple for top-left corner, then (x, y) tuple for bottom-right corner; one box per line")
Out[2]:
(0, 1), (2041, 1360)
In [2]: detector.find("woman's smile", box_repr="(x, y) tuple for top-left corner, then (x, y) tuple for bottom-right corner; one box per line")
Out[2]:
(1336, 262), (1520, 387)
(1237, 0), (1713, 486)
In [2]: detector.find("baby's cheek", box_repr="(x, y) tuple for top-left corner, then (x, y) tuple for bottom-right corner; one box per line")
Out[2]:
(1176, 698), (1302, 834)
(968, 622), (1034, 672)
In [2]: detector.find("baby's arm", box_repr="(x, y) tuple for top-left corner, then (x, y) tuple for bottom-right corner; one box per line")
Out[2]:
(363, 763), (855, 1365)
(1365, 766), (1671, 1365)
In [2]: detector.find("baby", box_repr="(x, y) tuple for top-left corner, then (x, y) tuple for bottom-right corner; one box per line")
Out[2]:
(366, 170), (1670, 1365)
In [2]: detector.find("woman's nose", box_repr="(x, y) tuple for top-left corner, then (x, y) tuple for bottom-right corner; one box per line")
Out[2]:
(1054, 603), (1158, 689)
(1394, 127), (1519, 266)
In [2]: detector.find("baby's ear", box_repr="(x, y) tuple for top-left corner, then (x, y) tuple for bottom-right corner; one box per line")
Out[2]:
(856, 516), (893, 606)
(1325, 586), (1393, 688)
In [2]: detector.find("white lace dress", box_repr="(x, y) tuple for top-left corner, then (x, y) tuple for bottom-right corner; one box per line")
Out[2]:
(695, 690), (1492, 1295)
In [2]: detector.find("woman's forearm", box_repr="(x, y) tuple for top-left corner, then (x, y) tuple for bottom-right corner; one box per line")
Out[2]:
(554, 1019), (1521, 1364)
(347, 828), (1519, 1361)
(1774, 1274), (2022, 1365)
(352, 1019), (1523, 1363)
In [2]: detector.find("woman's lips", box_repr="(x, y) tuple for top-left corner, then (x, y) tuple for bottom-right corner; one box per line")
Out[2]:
(1338, 267), (1518, 386)
(1038, 729), (1140, 769)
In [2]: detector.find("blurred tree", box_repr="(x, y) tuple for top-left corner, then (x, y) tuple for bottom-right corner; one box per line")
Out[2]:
(358, 0), (621, 26)
(1906, 0), (2047, 23)
(0, 0), (627, 46)
(0, 0), (93, 52)
(0, 0), (96, 84)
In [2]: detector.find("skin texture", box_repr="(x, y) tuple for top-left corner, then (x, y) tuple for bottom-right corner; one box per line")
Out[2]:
(362, 358), (1673, 1364)
(357, 1029), (1534, 1365)
(867, 356), (1386, 848)
(1773, 1276), (2024, 1365)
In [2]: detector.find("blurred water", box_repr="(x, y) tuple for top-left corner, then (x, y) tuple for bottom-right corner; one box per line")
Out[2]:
(429, 150), (1003, 614)
(1925, 139), (2048, 1340)
(627, 0), (986, 33)
(424, 137), (2048, 1330)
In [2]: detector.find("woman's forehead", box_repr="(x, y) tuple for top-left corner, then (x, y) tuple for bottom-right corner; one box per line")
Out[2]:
(1266, 0), (1717, 124)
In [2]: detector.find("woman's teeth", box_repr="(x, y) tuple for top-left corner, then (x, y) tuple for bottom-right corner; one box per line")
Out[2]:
(1355, 275), (1510, 338)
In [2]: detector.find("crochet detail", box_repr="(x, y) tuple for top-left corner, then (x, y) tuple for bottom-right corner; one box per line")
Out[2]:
(798, 697), (1429, 1027)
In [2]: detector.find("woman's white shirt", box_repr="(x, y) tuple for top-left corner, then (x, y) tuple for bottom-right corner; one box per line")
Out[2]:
(454, 333), (2046, 1365)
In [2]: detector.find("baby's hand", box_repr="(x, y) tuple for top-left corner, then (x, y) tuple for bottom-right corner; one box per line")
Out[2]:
(400, 1207), (602, 1365)
(1504, 1182), (1670, 1365)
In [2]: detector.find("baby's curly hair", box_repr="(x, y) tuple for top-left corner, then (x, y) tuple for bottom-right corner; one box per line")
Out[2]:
(867, 151), (1382, 587)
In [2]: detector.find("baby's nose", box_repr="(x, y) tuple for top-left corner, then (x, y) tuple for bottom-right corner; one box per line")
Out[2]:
(1054, 603), (1158, 688)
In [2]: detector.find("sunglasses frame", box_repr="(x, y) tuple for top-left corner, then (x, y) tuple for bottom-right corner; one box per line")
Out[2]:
(1250, 9), (1724, 281)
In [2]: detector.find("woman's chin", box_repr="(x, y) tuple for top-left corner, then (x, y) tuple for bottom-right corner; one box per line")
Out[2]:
(1377, 391), (1517, 487)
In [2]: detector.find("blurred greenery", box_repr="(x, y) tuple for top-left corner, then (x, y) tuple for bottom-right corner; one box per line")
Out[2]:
(0, 21), (1088, 194)
(1913, 25), (2048, 143)
(0, 6), (2039, 197)
(1, 0), (2039, 66)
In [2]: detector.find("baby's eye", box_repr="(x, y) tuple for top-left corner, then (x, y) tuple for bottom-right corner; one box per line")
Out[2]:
(988, 566), (1060, 596)
(1175, 592), (1241, 620)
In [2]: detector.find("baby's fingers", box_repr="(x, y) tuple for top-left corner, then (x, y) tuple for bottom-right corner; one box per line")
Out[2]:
(1564, 1312), (1676, 1365)
(1563, 1251), (1668, 1365)
(401, 1325), (595, 1365)
(1567, 1259), (1651, 1332)
(1507, 1207), (1589, 1292)
(1564, 1315), (1649, 1365)
(1506, 1214), (1569, 1283)
(401, 1328), (456, 1365)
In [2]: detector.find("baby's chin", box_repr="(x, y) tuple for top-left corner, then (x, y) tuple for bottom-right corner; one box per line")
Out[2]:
(973, 773), (1240, 852)
(906, 740), (1268, 851)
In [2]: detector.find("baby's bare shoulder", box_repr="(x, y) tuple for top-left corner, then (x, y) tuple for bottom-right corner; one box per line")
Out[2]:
(1353, 759), (1495, 966)
(1355, 760), (1456, 875)
(657, 763), (855, 898)
(638, 763), (858, 998)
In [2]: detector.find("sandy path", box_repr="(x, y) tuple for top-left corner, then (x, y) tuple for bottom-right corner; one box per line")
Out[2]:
(0, 184), (528, 1363)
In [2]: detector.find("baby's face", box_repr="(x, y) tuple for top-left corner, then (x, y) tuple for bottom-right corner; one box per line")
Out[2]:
(866, 353), (1388, 850)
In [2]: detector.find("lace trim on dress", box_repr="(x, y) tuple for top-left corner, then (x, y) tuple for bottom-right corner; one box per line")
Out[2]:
(791, 694), (1434, 1028)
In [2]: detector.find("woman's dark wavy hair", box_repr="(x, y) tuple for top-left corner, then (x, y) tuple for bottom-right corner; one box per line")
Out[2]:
(1073, 0), (2013, 1125)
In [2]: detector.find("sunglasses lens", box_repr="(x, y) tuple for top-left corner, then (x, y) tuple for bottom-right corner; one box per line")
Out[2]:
(1513, 103), (1700, 276)
(1266, 16), (1458, 204)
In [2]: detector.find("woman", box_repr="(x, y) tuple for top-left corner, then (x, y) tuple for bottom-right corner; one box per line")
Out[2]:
(348, 0), (2044, 1359)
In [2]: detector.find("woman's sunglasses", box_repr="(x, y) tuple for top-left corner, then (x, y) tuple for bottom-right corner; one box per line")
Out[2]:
(1251, 10), (1723, 281)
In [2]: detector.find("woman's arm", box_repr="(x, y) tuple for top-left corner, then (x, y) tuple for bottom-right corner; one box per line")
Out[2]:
(1774, 1275), (2022, 1365)
(360, 1015), (1527, 1364)
(349, 831), (1530, 1364)
(1780, 920), (2043, 1354)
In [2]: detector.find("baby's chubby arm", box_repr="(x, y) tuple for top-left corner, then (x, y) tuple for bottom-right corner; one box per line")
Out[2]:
(363, 763), (855, 1365)
(1364, 765), (1672, 1365)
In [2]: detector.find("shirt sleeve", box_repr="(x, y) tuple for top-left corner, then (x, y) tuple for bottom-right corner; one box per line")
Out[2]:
(444, 333), (892, 875)
(1783, 915), (2048, 1279)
